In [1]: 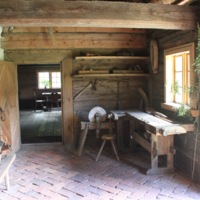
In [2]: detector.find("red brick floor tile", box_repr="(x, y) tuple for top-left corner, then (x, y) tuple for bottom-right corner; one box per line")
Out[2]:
(1, 144), (200, 200)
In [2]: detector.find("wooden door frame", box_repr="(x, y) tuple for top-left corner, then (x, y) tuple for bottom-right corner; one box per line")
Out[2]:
(12, 50), (74, 149)
(61, 51), (74, 150)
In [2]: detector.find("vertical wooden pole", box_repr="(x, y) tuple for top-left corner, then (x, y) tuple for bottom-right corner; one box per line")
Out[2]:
(61, 51), (74, 150)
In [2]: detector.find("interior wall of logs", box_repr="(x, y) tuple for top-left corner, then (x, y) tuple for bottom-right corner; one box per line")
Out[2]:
(4, 26), (200, 180)
(148, 29), (199, 181)
(72, 58), (149, 145)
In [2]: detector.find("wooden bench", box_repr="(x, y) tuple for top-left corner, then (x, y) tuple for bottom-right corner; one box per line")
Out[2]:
(0, 153), (16, 190)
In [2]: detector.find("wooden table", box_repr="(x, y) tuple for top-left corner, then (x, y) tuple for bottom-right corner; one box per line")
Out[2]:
(42, 92), (61, 101)
(126, 111), (194, 175)
(42, 92), (61, 110)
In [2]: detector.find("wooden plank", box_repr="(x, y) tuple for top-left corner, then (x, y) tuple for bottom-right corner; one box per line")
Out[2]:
(132, 131), (151, 153)
(5, 50), (68, 64)
(127, 111), (191, 136)
(61, 51), (74, 149)
(2, 33), (146, 50)
(80, 121), (114, 130)
(149, 0), (176, 4)
(2, 33), (145, 41)
(0, 1), (198, 30)
(2, 40), (144, 50)
(3, 27), (146, 34)
(75, 56), (149, 60)
(73, 74), (150, 78)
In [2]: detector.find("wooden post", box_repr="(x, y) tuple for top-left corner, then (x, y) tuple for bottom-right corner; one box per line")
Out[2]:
(61, 51), (74, 150)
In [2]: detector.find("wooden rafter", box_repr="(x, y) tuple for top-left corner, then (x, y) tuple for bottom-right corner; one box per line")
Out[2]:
(149, 0), (176, 4)
(149, 0), (195, 4)
(0, 1), (198, 30)
(176, 0), (196, 5)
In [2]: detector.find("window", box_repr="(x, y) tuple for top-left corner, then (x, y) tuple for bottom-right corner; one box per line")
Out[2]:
(163, 43), (195, 110)
(38, 71), (61, 89)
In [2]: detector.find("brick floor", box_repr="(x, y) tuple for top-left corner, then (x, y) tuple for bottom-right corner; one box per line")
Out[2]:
(1, 144), (200, 200)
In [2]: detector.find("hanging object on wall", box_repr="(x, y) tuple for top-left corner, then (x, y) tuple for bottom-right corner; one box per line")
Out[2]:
(150, 39), (159, 74)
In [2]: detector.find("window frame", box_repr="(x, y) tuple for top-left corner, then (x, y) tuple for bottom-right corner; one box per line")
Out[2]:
(37, 70), (61, 89)
(162, 43), (195, 111)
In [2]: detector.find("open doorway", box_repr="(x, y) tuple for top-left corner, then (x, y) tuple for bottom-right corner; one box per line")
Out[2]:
(18, 64), (62, 143)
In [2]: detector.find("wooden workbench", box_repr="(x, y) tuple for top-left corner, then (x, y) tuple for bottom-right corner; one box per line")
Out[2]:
(111, 110), (194, 175)
(128, 111), (194, 175)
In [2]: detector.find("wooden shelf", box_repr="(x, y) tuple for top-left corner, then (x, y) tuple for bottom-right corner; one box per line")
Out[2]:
(75, 56), (149, 60)
(73, 73), (149, 78)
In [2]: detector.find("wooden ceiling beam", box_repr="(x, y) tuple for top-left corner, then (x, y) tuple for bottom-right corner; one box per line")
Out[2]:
(2, 27), (146, 34)
(149, 0), (176, 4)
(149, 0), (194, 4)
(176, 0), (196, 5)
(0, 1), (198, 30)
(2, 33), (147, 50)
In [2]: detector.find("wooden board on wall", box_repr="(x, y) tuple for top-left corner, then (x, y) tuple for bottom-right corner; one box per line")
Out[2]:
(0, 61), (20, 153)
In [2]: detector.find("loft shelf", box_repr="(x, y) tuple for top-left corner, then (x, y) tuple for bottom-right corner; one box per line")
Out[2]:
(73, 73), (150, 78)
(75, 56), (149, 60)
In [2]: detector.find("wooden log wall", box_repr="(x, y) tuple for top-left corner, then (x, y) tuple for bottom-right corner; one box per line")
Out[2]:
(73, 57), (149, 146)
(0, 61), (20, 153)
(18, 65), (60, 110)
(148, 29), (199, 181)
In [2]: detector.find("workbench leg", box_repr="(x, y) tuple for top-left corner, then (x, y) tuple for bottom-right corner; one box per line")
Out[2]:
(151, 139), (158, 171)
(147, 135), (174, 175)
(117, 119), (124, 151)
(129, 120), (138, 150)
(4, 172), (10, 190)
(78, 124), (89, 156)
(167, 135), (174, 169)
(147, 134), (159, 175)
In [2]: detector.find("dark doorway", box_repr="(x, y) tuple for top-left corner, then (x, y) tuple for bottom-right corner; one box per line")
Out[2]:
(18, 64), (62, 143)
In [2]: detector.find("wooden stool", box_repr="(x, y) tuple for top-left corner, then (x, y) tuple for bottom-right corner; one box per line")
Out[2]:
(95, 134), (119, 161)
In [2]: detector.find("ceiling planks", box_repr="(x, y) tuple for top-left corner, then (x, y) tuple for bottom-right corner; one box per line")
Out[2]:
(0, 1), (198, 30)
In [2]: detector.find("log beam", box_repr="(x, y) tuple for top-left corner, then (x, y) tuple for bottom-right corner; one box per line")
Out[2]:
(149, 0), (176, 4)
(0, 1), (198, 30)
(2, 33), (147, 50)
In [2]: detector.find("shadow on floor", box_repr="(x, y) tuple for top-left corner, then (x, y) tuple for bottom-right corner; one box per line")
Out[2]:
(20, 110), (62, 144)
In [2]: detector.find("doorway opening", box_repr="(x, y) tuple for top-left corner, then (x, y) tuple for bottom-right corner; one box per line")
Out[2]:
(18, 64), (62, 144)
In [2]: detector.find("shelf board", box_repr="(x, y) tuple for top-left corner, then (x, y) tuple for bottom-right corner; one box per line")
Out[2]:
(73, 73), (149, 78)
(75, 56), (149, 60)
